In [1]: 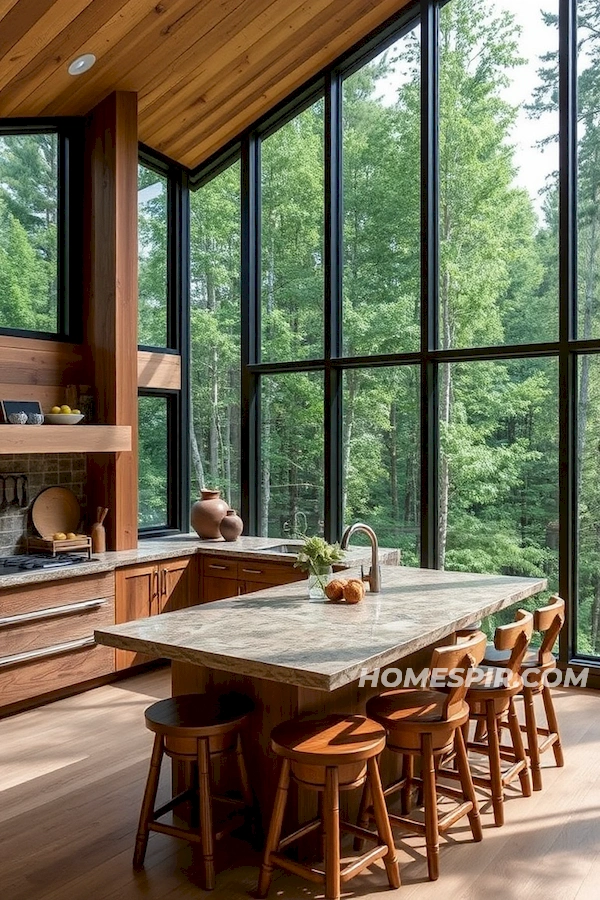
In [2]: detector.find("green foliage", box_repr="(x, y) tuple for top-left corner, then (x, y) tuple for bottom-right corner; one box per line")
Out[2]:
(294, 535), (345, 573)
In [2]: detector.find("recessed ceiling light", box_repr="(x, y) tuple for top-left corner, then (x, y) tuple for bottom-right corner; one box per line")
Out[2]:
(68, 53), (96, 76)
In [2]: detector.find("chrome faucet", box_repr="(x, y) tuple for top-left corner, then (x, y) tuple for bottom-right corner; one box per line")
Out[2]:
(340, 522), (381, 593)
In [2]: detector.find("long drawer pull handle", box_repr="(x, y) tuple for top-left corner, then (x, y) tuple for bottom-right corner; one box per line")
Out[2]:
(0, 636), (96, 669)
(241, 568), (263, 575)
(0, 597), (110, 628)
(208, 564), (228, 571)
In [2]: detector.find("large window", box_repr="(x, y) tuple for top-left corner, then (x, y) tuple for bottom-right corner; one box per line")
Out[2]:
(190, 161), (241, 513)
(138, 163), (168, 348)
(138, 394), (169, 529)
(155, 0), (600, 676)
(0, 131), (60, 334)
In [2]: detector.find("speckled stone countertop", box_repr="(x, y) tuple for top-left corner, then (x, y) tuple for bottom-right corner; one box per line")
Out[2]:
(0, 534), (399, 589)
(95, 566), (547, 691)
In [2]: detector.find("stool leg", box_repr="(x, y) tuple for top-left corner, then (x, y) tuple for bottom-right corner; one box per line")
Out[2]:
(454, 726), (482, 842)
(542, 683), (564, 767)
(485, 700), (504, 827)
(367, 757), (401, 889)
(421, 732), (439, 881)
(523, 686), (543, 791)
(353, 775), (372, 852)
(133, 733), (164, 869)
(401, 753), (414, 814)
(507, 697), (532, 798)
(257, 759), (291, 899)
(323, 766), (341, 900)
(235, 732), (254, 808)
(197, 737), (215, 891)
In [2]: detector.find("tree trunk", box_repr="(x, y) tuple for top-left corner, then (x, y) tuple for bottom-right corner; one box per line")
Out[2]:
(438, 214), (453, 570)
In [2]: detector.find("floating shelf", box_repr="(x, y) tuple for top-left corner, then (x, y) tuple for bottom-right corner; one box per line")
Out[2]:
(0, 425), (131, 454)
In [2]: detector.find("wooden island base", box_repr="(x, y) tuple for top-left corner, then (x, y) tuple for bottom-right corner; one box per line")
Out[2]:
(171, 646), (432, 830)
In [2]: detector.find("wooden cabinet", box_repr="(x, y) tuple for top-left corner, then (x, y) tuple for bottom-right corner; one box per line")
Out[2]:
(0, 572), (115, 712)
(200, 555), (306, 601)
(115, 556), (196, 670)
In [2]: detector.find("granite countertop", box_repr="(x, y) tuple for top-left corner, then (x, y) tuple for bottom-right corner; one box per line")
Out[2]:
(95, 566), (547, 692)
(0, 534), (399, 590)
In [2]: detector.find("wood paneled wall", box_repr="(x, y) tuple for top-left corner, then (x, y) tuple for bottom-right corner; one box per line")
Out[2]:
(84, 91), (139, 551)
(0, 335), (85, 412)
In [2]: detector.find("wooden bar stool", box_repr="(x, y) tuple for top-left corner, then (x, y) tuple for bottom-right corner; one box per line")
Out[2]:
(133, 693), (254, 890)
(482, 596), (565, 790)
(441, 610), (534, 826)
(256, 713), (400, 900)
(363, 631), (486, 881)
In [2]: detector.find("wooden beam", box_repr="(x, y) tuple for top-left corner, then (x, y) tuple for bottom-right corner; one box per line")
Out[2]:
(84, 91), (139, 551)
(137, 350), (182, 391)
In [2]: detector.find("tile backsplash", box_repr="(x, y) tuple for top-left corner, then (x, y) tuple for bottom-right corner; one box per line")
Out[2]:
(0, 454), (87, 556)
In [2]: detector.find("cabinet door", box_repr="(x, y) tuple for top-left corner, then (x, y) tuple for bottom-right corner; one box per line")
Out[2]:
(159, 558), (191, 613)
(115, 564), (157, 670)
(202, 575), (239, 603)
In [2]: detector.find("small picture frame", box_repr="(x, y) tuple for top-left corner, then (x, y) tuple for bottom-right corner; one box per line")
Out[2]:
(0, 400), (43, 424)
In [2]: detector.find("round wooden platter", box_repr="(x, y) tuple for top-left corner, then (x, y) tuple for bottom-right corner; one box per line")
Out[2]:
(31, 486), (81, 539)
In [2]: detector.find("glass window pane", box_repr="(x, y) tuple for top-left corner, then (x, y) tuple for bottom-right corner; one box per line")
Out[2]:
(261, 101), (324, 362)
(343, 367), (420, 562)
(440, 358), (558, 622)
(138, 164), (168, 347)
(342, 26), (421, 356)
(0, 132), (59, 333)
(438, 1), (559, 349)
(577, 355), (600, 657)
(190, 161), (241, 512)
(138, 395), (169, 528)
(260, 372), (324, 537)
(577, 2), (600, 339)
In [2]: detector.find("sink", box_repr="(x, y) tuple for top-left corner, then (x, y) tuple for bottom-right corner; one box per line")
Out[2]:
(257, 542), (303, 554)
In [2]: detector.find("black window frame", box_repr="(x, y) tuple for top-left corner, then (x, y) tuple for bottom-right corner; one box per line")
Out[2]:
(154, 0), (598, 684)
(0, 117), (84, 342)
(137, 146), (190, 538)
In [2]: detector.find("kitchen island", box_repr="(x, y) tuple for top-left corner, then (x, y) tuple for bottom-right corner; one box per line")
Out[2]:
(95, 565), (546, 826)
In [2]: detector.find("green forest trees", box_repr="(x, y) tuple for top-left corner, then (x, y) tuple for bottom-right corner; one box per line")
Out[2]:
(0, 133), (58, 332)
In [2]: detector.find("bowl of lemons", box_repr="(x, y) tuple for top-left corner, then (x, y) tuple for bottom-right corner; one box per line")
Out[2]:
(45, 404), (84, 425)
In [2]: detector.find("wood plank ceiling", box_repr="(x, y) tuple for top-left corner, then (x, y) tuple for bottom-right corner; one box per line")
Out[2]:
(0, 0), (407, 168)
(0, 0), (410, 169)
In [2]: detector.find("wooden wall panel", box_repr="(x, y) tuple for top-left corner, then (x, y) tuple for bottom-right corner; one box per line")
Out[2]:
(0, 336), (85, 413)
(84, 91), (139, 551)
(137, 351), (181, 391)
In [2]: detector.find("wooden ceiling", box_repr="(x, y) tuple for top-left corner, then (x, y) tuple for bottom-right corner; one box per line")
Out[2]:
(0, 0), (410, 170)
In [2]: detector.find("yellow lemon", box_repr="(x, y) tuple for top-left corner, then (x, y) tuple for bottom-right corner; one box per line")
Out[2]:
(50, 406), (61, 414)
(71, 409), (81, 415)
(53, 532), (67, 541)
(60, 405), (71, 414)
(66, 532), (77, 540)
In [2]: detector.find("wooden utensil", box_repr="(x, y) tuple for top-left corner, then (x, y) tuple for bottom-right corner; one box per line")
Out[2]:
(91, 506), (108, 553)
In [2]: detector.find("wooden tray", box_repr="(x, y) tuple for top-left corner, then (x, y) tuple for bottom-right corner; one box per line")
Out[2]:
(31, 486), (81, 539)
(27, 536), (92, 559)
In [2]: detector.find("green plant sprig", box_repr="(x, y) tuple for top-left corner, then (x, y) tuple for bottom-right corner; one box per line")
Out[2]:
(294, 534), (345, 572)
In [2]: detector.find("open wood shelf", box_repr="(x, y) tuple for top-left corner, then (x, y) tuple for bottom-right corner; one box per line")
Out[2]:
(0, 425), (131, 454)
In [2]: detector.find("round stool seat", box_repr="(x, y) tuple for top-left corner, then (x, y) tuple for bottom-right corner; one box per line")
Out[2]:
(145, 693), (253, 738)
(271, 714), (386, 767)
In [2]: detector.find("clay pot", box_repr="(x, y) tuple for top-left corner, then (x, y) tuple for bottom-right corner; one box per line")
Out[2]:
(219, 509), (244, 542)
(191, 489), (229, 539)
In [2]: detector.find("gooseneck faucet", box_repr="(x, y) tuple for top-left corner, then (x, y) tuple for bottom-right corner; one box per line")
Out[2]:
(340, 522), (381, 593)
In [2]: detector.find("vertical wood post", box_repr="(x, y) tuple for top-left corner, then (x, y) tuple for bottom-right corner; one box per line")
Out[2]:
(83, 91), (138, 550)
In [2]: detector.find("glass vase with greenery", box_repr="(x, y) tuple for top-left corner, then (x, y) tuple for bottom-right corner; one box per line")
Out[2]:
(294, 535), (345, 599)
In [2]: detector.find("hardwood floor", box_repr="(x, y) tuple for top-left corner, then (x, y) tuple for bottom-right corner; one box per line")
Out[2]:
(1, 669), (599, 900)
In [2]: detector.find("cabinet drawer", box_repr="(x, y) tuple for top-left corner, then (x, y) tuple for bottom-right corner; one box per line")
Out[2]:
(0, 595), (114, 657)
(236, 561), (306, 585)
(0, 643), (114, 707)
(0, 572), (115, 618)
(202, 556), (238, 579)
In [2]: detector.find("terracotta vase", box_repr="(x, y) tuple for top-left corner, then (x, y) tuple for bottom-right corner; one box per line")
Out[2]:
(219, 509), (244, 542)
(191, 489), (229, 539)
